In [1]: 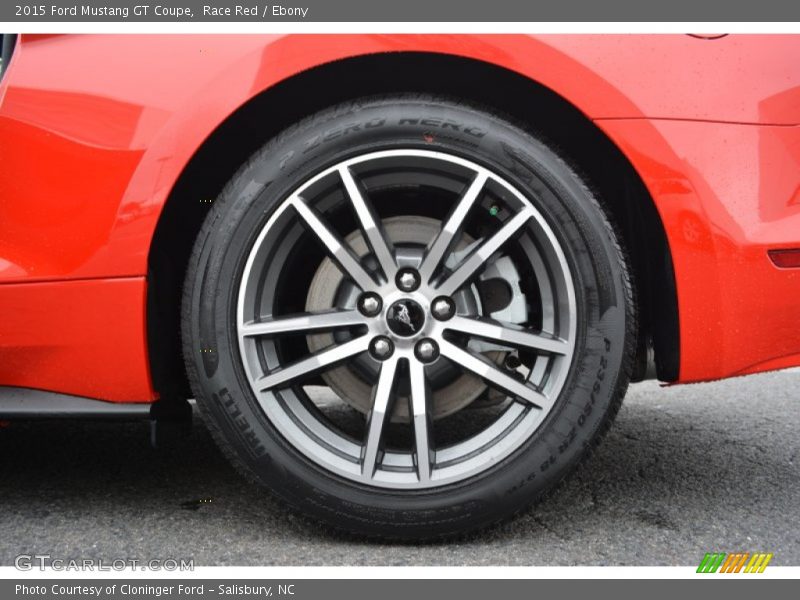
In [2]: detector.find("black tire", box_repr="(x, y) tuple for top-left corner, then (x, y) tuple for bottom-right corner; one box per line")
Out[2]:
(182, 95), (636, 540)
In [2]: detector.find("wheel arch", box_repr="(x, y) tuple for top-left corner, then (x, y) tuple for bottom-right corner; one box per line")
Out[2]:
(147, 51), (679, 399)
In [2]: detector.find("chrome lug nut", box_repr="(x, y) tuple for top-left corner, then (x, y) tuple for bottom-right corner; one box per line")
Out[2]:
(395, 268), (421, 292)
(369, 336), (394, 361)
(357, 292), (383, 317)
(431, 296), (456, 321)
(414, 338), (439, 364)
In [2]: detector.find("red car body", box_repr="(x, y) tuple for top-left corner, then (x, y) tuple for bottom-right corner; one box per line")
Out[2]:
(1, 34), (799, 404)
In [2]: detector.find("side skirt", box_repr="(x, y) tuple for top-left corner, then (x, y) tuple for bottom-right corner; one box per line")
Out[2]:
(0, 387), (152, 419)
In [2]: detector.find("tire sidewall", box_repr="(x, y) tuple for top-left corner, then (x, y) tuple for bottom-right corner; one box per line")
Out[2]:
(184, 96), (632, 537)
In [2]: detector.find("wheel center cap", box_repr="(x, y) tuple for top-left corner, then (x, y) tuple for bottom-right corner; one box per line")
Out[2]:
(386, 299), (426, 337)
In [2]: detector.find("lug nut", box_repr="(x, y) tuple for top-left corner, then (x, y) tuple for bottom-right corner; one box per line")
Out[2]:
(431, 296), (456, 321)
(414, 338), (439, 364)
(357, 292), (383, 317)
(503, 354), (522, 371)
(395, 268), (421, 292)
(369, 336), (394, 361)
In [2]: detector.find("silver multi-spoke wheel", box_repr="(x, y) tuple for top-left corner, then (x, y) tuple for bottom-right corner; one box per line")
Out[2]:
(236, 149), (577, 489)
(185, 97), (633, 537)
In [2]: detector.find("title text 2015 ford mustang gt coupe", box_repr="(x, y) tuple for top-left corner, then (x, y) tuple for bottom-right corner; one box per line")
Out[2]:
(1, 34), (799, 539)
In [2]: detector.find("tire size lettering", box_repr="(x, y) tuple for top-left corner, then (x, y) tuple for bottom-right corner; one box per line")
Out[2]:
(558, 426), (577, 454)
(578, 338), (612, 428)
(540, 455), (556, 472)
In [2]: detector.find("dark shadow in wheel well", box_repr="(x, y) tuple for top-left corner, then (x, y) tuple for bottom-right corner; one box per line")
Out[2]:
(147, 51), (679, 399)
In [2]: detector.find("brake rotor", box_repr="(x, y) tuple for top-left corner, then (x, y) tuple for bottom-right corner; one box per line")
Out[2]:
(306, 216), (496, 422)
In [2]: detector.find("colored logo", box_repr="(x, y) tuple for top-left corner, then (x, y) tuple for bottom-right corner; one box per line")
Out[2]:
(697, 552), (773, 573)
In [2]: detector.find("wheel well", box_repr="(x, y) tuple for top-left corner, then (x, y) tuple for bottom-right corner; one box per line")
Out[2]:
(147, 51), (679, 399)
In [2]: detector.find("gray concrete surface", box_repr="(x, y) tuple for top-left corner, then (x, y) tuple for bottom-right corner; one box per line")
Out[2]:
(0, 370), (798, 566)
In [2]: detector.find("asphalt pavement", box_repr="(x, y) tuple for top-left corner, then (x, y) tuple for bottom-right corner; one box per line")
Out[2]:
(1, 369), (798, 566)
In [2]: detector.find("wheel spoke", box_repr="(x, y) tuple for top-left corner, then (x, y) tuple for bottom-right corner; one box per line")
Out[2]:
(257, 336), (370, 391)
(436, 209), (532, 296)
(238, 149), (577, 490)
(418, 171), (488, 284)
(241, 309), (364, 337)
(361, 357), (400, 479)
(339, 166), (397, 281)
(445, 315), (569, 355)
(439, 339), (551, 411)
(290, 196), (377, 291)
(409, 360), (434, 482)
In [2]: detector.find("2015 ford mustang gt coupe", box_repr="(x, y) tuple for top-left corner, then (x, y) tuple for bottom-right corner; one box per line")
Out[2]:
(1, 34), (799, 539)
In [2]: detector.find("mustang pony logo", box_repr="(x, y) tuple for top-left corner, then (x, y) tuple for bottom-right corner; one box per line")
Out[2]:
(395, 304), (412, 328)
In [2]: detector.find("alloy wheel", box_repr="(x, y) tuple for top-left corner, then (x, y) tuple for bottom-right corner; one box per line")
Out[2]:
(236, 149), (577, 489)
